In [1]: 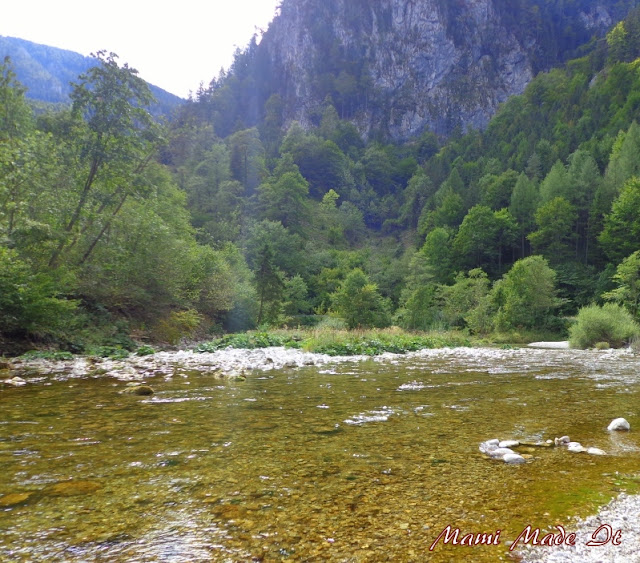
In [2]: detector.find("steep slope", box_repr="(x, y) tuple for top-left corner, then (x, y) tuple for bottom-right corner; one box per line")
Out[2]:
(203, 0), (639, 140)
(0, 36), (183, 117)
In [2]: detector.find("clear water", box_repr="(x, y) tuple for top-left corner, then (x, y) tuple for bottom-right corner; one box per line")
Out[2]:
(1, 347), (640, 561)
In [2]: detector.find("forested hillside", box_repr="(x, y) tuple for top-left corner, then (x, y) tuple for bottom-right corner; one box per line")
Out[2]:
(4, 4), (640, 354)
(190, 0), (638, 139)
(0, 36), (183, 117)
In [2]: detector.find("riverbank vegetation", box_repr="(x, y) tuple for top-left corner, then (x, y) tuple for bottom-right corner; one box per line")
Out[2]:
(4, 8), (640, 354)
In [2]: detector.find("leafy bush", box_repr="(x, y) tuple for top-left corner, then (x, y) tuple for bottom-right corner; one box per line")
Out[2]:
(330, 269), (391, 329)
(0, 247), (77, 338)
(153, 309), (203, 345)
(569, 303), (640, 349)
(136, 345), (156, 356)
(195, 331), (302, 352)
(20, 350), (74, 361)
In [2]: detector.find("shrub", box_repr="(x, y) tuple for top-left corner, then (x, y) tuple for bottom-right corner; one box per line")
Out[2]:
(330, 269), (391, 329)
(153, 309), (203, 345)
(492, 255), (558, 331)
(569, 303), (640, 349)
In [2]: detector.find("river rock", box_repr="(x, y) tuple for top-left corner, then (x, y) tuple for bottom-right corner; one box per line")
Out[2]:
(587, 447), (607, 456)
(122, 385), (154, 396)
(489, 447), (516, 458)
(503, 453), (526, 464)
(567, 442), (587, 453)
(478, 440), (500, 454)
(0, 492), (35, 507)
(46, 480), (101, 496)
(499, 440), (520, 448)
(608, 418), (630, 431)
(3, 376), (26, 386)
(554, 436), (570, 445)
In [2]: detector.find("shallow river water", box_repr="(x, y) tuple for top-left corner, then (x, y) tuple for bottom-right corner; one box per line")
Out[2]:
(1, 347), (640, 562)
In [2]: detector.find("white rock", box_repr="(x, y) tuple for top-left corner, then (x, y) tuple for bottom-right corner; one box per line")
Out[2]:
(503, 453), (526, 464)
(567, 442), (587, 453)
(4, 376), (26, 386)
(499, 440), (520, 448)
(608, 418), (631, 432)
(489, 447), (515, 458)
(587, 447), (607, 456)
(479, 440), (500, 454)
(554, 435), (570, 445)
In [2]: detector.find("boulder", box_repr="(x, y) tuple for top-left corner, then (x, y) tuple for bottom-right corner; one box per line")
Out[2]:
(499, 440), (520, 448)
(122, 385), (154, 396)
(608, 418), (630, 431)
(587, 447), (606, 456)
(503, 453), (526, 464)
(489, 447), (516, 458)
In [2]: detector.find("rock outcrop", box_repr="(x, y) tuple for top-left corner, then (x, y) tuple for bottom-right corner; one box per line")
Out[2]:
(258, 0), (633, 139)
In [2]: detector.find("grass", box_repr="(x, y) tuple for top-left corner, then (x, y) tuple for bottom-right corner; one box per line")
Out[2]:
(195, 327), (473, 356)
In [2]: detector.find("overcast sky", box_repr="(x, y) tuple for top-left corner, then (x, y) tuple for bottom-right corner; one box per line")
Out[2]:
(1, 0), (282, 98)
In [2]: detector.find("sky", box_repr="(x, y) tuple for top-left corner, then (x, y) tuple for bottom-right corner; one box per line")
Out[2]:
(0, 0), (282, 98)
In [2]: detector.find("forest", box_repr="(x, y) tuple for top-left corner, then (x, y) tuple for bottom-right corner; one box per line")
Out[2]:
(4, 5), (640, 355)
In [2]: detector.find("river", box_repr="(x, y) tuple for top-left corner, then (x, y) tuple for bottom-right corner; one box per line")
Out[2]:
(1, 347), (639, 561)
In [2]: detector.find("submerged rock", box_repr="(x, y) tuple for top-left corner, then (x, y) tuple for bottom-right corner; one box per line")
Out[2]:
(608, 418), (631, 431)
(567, 442), (587, 453)
(0, 491), (35, 507)
(499, 440), (520, 448)
(3, 376), (26, 386)
(489, 447), (516, 458)
(587, 447), (607, 456)
(122, 384), (154, 396)
(503, 453), (526, 464)
(479, 439), (500, 454)
(46, 480), (101, 497)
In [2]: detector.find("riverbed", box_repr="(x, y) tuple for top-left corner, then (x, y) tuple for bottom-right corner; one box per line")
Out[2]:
(1, 347), (639, 561)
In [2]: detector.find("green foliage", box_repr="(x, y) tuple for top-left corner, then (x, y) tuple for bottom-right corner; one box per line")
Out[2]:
(492, 255), (558, 331)
(136, 345), (156, 356)
(195, 331), (302, 352)
(0, 247), (76, 338)
(440, 269), (492, 333)
(153, 309), (204, 345)
(600, 177), (640, 262)
(330, 268), (391, 329)
(602, 250), (640, 318)
(569, 303), (640, 349)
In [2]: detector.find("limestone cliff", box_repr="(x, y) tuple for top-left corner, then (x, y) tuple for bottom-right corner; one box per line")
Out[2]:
(256, 0), (634, 139)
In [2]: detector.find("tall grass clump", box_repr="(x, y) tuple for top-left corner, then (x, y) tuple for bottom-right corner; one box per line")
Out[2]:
(569, 303), (640, 349)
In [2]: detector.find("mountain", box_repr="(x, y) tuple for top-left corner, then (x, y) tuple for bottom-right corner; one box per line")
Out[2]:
(0, 36), (184, 117)
(197, 0), (639, 140)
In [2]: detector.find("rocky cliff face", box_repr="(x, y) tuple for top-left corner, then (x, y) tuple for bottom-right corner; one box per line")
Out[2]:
(257, 0), (632, 139)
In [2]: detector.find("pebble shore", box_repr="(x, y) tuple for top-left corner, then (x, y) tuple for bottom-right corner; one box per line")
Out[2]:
(521, 493), (640, 562)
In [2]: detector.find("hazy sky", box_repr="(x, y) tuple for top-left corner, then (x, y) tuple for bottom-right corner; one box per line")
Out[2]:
(1, 0), (282, 98)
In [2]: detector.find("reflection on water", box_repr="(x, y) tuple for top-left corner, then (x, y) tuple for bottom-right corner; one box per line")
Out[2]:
(1, 347), (640, 561)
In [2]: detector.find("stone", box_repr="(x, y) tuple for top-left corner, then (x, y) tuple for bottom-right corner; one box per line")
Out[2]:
(3, 376), (26, 386)
(489, 447), (515, 458)
(499, 440), (520, 448)
(567, 442), (587, 453)
(478, 440), (499, 454)
(0, 492), (35, 507)
(122, 385), (154, 396)
(503, 453), (526, 464)
(46, 481), (101, 497)
(608, 418), (630, 431)
(587, 447), (606, 456)
(554, 436), (570, 446)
